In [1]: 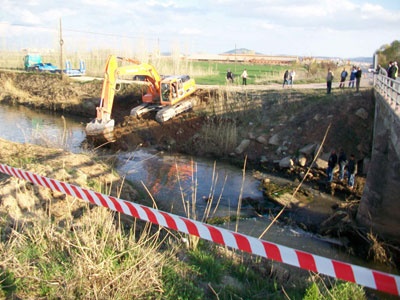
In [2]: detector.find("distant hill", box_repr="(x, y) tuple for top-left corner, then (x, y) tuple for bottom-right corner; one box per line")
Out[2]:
(222, 49), (372, 63)
(222, 48), (264, 55)
(348, 57), (373, 64)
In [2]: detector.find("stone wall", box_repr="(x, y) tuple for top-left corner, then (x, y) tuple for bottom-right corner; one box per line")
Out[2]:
(357, 91), (400, 243)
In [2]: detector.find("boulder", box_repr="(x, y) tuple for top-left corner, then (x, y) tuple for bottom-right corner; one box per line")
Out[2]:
(268, 133), (280, 146)
(298, 155), (307, 167)
(234, 139), (251, 155)
(355, 107), (368, 120)
(256, 135), (268, 144)
(279, 156), (294, 169)
(299, 143), (316, 155)
(313, 157), (328, 169)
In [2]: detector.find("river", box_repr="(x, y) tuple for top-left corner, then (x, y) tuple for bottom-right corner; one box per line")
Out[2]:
(0, 103), (396, 276)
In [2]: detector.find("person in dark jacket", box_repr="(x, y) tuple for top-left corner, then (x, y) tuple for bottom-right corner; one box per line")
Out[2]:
(226, 69), (233, 83)
(347, 154), (357, 189)
(282, 70), (289, 88)
(355, 67), (362, 92)
(348, 66), (357, 88)
(326, 149), (338, 182)
(339, 68), (348, 88)
(338, 148), (347, 181)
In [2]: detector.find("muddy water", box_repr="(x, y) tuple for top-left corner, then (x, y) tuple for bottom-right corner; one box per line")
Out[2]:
(0, 103), (87, 153)
(0, 104), (396, 276)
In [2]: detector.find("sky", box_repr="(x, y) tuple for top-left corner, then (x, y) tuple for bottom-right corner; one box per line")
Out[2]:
(0, 0), (399, 58)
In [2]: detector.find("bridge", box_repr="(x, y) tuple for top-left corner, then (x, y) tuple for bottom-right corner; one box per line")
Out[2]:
(357, 73), (400, 243)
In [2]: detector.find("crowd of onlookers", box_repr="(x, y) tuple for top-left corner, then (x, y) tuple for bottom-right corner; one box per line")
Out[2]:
(225, 61), (398, 90)
(376, 61), (398, 80)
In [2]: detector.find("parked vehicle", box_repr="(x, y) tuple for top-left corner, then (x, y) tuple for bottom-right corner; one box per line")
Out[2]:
(24, 54), (58, 72)
(24, 54), (42, 70)
(63, 59), (86, 76)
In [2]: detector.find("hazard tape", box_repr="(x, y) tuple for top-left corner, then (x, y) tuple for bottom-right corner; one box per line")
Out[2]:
(0, 163), (399, 296)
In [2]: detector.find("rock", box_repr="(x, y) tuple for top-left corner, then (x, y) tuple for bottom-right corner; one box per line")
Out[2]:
(234, 139), (251, 154)
(313, 157), (328, 169)
(355, 107), (368, 120)
(268, 133), (280, 146)
(299, 143), (316, 155)
(260, 156), (268, 163)
(256, 135), (268, 144)
(276, 145), (288, 155)
(313, 114), (322, 121)
(298, 155), (307, 167)
(279, 156), (294, 169)
(248, 132), (256, 139)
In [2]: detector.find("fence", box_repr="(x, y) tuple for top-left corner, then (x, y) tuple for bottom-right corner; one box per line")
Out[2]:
(374, 71), (400, 108)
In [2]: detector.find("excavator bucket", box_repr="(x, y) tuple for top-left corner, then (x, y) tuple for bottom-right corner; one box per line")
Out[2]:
(85, 55), (118, 142)
(85, 118), (115, 142)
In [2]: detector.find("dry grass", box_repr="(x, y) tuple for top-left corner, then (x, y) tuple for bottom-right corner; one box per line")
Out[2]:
(0, 197), (177, 299)
(0, 78), (34, 101)
(367, 231), (391, 265)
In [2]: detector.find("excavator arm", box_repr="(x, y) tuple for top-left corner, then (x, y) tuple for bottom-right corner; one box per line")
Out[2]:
(96, 55), (162, 122)
(86, 55), (163, 141)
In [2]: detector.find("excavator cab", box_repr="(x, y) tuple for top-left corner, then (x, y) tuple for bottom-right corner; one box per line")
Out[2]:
(161, 82), (172, 103)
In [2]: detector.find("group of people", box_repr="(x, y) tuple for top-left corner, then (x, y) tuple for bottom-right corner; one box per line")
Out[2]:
(326, 149), (357, 190)
(383, 61), (398, 80)
(226, 69), (248, 85)
(327, 66), (362, 94)
(282, 70), (296, 88)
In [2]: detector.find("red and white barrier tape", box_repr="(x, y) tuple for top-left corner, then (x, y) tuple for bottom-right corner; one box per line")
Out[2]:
(0, 163), (399, 296)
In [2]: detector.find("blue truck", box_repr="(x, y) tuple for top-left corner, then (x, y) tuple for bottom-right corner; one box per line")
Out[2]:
(24, 54), (58, 72)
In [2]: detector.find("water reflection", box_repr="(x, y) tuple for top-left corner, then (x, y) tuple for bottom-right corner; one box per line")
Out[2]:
(0, 104), (86, 153)
(117, 149), (263, 218)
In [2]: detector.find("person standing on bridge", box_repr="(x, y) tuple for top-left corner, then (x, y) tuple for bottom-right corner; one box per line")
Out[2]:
(241, 69), (248, 85)
(392, 61), (398, 80)
(326, 68), (334, 94)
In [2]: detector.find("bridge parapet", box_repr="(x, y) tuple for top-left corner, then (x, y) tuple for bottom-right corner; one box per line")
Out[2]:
(357, 74), (400, 242)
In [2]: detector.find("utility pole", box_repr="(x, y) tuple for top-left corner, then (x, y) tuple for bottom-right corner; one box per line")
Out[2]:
(235, 43), (237, 73)
(59, 18), (64, 80)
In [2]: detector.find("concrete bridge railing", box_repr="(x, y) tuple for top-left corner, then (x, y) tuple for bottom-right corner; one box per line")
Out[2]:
(357, 73), (400, 243)
(374, 71), (400, 107)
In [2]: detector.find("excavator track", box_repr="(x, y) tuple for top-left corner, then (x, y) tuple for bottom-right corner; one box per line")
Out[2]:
(155, 99), (194, 123)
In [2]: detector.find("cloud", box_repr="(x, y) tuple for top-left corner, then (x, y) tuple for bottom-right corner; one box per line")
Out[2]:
(0, 0), (399, 57)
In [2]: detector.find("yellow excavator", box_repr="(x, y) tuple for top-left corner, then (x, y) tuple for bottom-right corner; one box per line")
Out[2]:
(85, 55), (196, 142)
